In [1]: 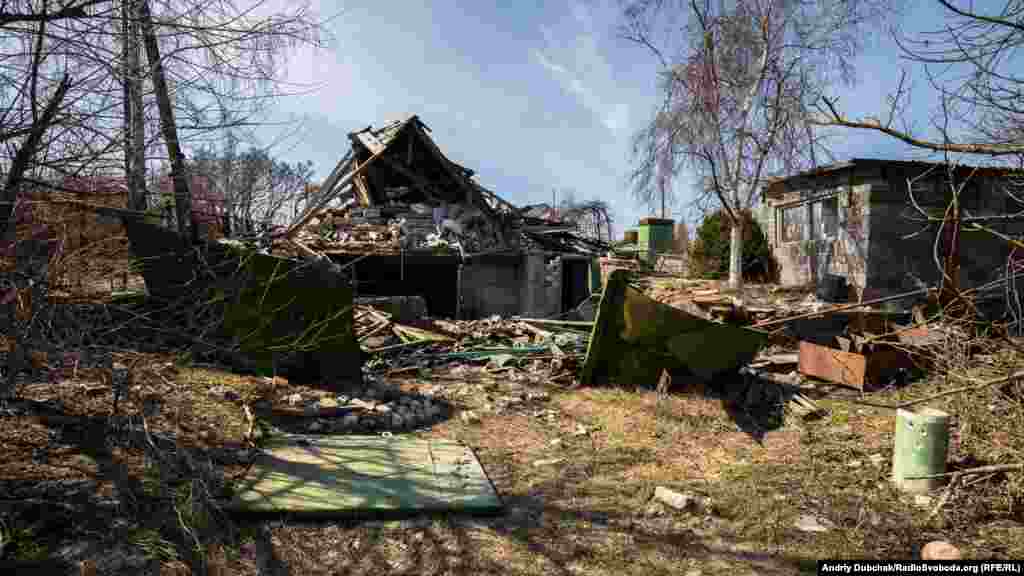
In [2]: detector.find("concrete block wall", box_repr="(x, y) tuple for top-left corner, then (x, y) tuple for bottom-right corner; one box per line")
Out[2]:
(459, 254), (522, 319)
(866, 182), (934, 297)
(834, 183), (871, 289)
(544, 255), (563, 318)
(459, 251), (569, 320)
(767, 175), (874, 290)
(520, 252), (549, 318)
(866, 170), (1024, 299)
(767, 162), (1024, 302)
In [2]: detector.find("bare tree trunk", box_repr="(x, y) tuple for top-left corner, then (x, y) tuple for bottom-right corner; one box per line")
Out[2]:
(1, 74), (72, 399)
(728, 216), (743, 290)
(1, 75), (72, 239)
(221, 128), (234, 237)
(124, 0), (148, 212)
(122, 1), (131, 197)
(139, 0), (193, 243)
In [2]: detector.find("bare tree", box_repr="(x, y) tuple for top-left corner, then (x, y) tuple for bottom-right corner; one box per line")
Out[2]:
(813, 0), (1024, 160)
(191, 145), (314, 238)
(560, 197), (615, 243)
(810, 1), (1023, 314)
(0, 0), (328, 393)
(620, 0), (891, 289)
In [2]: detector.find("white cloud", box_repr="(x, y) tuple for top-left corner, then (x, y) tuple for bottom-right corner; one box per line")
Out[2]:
(533, 1), (630, 138)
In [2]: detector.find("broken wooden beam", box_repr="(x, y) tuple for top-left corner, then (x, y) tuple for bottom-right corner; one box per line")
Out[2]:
(284, 144), (391, 238)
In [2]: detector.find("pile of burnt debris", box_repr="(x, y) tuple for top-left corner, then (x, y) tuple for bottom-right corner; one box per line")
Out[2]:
(353, 296), (590, 386)
(276, 115), (608, 259)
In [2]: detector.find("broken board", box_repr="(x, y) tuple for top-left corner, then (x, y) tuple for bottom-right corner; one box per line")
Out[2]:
(798, 340), (916, 391)
(230, 435), (503, 516)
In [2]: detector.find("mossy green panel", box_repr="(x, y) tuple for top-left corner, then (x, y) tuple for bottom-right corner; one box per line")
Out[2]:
(582, 269), (767, 386)
(230, 436), (503, 516)
(222, 251), (358, 376)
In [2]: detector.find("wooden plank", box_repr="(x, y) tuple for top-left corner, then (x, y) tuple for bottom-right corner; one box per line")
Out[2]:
(284, 145), (389, 238)
(798, 341), (866, 390)
(353, 173), (373, 207)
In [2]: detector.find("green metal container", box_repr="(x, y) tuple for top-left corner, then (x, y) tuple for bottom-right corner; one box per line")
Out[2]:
(892, 407), (951, 494)
(637, 218), (675, 264)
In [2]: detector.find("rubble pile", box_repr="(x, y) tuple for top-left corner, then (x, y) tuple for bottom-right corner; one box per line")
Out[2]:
(273, 383), (451, 435)
(642, 277), (829, 324)
(355, 304), (590, 384)
(279, 115), (606, 258)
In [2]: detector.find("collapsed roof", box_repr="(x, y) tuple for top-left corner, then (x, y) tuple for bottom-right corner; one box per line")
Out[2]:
(282, 115), (608, 257)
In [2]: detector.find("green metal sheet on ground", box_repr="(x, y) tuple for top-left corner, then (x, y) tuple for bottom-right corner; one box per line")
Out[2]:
(229, 435), (503, 516)
(581, 269), (767, 386)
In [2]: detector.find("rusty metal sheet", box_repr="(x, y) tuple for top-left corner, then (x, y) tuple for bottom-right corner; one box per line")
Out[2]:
(798, 341), (867, 390)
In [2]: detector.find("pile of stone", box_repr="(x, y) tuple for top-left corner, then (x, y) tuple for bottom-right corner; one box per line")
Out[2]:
(291, 386), (450, 434)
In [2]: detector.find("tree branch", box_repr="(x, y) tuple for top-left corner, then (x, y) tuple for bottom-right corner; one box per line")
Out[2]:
(0, 0), (104, 26)
(812, 104), (1024, 156)
(936, 0), (1024, 34)
(1, 73), (73, 240)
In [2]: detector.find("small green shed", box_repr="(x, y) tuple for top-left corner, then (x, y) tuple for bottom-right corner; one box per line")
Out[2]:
(637, 217), (675, 264)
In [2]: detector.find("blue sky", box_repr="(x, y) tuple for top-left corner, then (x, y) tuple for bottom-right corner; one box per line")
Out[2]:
(256, 0), (950, 238)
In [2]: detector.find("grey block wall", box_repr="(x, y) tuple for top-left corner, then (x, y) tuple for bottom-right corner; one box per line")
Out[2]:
(460, 253), (523, 319)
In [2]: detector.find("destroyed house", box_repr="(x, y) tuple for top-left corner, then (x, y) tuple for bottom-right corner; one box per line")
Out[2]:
(282, 115), (605, 319)
(760, 158), (1024, 302)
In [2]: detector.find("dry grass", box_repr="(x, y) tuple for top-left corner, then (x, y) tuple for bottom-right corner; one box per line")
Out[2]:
(3, 335), (1022, 574)
(0, 351), (335, 574)
(256, 367), (1022, 576)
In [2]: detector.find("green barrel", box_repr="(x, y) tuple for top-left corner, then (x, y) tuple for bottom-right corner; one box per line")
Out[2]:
(892, 407), (951, 493)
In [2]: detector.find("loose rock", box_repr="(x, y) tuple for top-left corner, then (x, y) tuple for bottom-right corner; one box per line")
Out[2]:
(921, 541), (961, 560)
(794, 514), (834, 533)
(653, 487), (713, 514)
(532, 458), (566, 467)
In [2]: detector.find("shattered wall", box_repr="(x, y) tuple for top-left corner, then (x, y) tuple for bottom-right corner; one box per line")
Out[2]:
(768, 161), (1024, 302)
(766, 167), (875, 291)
